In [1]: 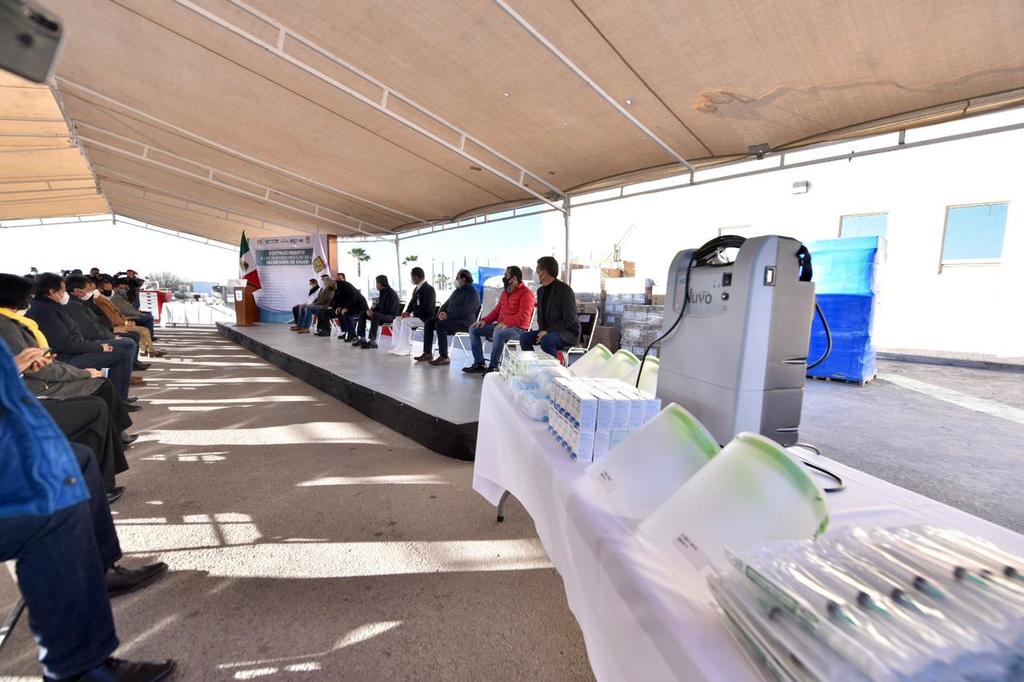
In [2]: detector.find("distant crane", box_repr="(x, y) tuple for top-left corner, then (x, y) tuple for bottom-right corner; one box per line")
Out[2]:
(604, 223), (637, 268)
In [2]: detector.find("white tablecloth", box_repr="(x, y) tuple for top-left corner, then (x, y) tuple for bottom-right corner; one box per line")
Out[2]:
(160, 301), (235, 327)
(471, 375), (1024, 682)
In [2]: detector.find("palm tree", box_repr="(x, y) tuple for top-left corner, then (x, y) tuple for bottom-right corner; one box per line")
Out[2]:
(348, 247), (371, 277)
(402, 255), (418, 265)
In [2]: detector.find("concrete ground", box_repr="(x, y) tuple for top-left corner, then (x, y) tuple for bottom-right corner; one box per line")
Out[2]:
(3, 333), (1022, 681)
(0, 329), (593, 681)
(801, 359), (1024, 533)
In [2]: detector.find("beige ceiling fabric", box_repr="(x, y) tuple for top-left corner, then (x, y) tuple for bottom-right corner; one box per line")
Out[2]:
(1, 0), (1021, 243)
(0, 71), (106, 220)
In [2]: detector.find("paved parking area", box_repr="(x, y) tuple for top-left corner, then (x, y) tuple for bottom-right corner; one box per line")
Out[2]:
(801, 360), (1024, 533)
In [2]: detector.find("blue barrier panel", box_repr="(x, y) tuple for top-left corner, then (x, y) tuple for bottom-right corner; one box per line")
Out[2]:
(475, 266), (505, 301)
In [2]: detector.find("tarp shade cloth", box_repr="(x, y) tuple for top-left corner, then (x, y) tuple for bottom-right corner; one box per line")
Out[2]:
(2, 0), (1023, 243)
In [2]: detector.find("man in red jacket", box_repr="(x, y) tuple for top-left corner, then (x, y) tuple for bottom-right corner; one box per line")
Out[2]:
(464, 265), (536, 374)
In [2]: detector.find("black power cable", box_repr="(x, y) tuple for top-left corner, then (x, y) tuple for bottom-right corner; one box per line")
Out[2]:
(806, 301), (832, 370)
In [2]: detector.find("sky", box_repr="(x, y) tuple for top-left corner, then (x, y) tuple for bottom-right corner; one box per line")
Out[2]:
(0, 107), (1019, 294)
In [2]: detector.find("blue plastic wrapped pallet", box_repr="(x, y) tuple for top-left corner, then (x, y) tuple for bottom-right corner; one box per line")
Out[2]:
(806, 237), (880, 383)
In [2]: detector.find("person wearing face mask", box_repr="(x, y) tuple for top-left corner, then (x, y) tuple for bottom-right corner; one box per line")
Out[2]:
(416, 269), (481, 366)
(464, 265), (536, 374)
(92, 277), (163, 358)
(109, 278), (157, 341)
(64, 275), (144, 376)
(517, 256), (580, 359)
(25, 273), (136, 401)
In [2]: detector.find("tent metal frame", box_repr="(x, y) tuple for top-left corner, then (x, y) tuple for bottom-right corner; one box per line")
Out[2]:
(170, 0), (567, 213)
(74, 121), (388, 237)
(55, 78), (431, 227)
(493, 0), (695, 174)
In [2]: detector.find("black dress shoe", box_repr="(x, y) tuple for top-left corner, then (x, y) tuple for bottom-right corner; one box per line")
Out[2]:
(124, 396), (139, 404)
(106, 486), (126, 505)
(107, 562), (168, 598)
(121, 432), (139, 446)
(133, 362), (151, 371)
(125, 403), (142, 413)
(314, 331), (330, 337)
(351, 338), (364, 346)
(74, 657), (176, 681)
(360, 341), (378, 349)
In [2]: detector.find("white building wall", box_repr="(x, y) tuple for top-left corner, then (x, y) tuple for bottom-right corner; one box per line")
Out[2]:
(550, 124), (1024, 357)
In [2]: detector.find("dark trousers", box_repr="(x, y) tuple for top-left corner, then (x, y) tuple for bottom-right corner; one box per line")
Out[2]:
(422, 318), (468, 357)
(357, 311), (394, 340)
(43, 396), (128, 491)
(317, 310), (358, 336)
(61, 350), (133, 399)
(89, 377), (132, 433)
(0, 444), (121, 679)
(292, 304), (303, 325)
(519, 330), (572, 358)
(108, 336), (139, 364)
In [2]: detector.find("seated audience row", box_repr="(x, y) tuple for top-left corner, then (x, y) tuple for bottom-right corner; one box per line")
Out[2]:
(285, 257), (579, 374)
(2, 340), (175, 681)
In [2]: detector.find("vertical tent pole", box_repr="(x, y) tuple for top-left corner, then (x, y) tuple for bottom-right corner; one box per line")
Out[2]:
(563, 196), (572, 284)
(394, 236), (402, 298)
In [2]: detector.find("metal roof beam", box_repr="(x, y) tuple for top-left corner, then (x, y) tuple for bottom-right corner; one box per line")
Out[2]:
(492, 0), (695, 173)
(75, 123), (387, 237)
(170, 0), (566, 212)
(55, 78), (431, 227)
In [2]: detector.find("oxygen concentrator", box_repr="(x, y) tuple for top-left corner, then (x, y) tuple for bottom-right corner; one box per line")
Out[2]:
(654, 235), (816, 447)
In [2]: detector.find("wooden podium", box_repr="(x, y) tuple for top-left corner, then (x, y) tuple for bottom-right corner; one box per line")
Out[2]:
(233, 285), (259, 326)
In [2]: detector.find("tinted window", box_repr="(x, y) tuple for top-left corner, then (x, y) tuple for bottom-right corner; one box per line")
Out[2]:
(942, 203), (1008, 262)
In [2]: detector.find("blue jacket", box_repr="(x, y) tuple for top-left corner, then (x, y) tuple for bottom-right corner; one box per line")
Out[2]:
(26, 297), (104, 355)
(0, 339), (89, 518)
(440, 284), (481, 328)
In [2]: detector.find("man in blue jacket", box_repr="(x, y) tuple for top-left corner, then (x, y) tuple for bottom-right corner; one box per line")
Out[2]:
(0, 340), (175, 681)
(25, 272), (136, 401)
(415, 269), (481, 366)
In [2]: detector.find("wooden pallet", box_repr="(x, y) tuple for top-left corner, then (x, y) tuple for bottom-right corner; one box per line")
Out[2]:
(806, 374), (875, 387)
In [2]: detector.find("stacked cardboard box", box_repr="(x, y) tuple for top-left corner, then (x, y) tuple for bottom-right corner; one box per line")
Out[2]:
(547, 377), (661, 463)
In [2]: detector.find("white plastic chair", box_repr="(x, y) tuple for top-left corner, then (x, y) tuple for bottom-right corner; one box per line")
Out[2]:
(564, 304), (600, 366)
(453, 306), (484, 357)
(567, 343), (613, 377)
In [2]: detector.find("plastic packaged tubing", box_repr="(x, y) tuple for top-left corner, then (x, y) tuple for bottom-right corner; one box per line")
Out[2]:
(922, 527), (1024, 584)
(709, 571), (872, 682)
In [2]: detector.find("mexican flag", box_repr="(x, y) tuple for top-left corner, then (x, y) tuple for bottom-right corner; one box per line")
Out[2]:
(238, 231), (262, 290)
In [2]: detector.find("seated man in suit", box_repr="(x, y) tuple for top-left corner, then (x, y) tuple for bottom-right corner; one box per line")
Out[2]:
(316, 273), (366, 340)
(292, 274), (333, 334)
(389, 267), (436, 356)
(26, 273), (136, 401)
(65, 275), (142, 376)
(355, 275), (400, 349)
(107, 278), (156, 340)
(91, 276), (163, 359)
(416, 269), (480, 366)
(518, 256), (580, 358)
(463, 265), (535, 375)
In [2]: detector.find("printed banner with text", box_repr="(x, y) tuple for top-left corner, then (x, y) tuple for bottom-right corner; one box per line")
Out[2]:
(251, 234), (328, 312)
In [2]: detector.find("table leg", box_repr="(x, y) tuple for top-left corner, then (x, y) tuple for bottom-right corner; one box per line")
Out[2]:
(496, 490), (512, 523)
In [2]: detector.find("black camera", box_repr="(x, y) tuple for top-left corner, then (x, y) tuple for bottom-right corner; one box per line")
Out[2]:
(0, 0), (63, 83)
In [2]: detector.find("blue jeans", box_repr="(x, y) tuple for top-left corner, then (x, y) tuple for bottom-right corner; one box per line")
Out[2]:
(519, 330), (571, 358)
(0, 444), (121, 679)
(469, 323), (524, 368)
(298, 304), (325, 328)
(60, 348), (134, 399)
(109, 335), (139, 363)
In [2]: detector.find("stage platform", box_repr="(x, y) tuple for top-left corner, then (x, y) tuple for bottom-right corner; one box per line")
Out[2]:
(217, 322), (483, 460)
